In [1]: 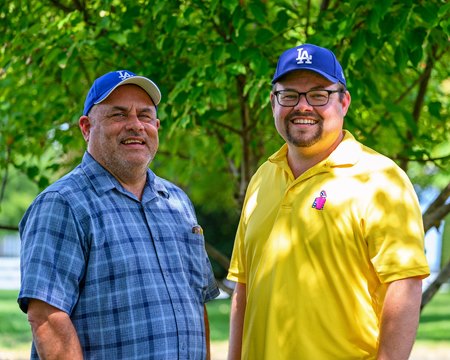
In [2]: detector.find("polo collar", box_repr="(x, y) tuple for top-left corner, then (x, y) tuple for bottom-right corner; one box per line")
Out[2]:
(269, 130), (362, 171)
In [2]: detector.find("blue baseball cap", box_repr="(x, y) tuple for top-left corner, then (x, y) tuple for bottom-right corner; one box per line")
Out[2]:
(272, 44), (346, 86)
(83, 70), (161, 115)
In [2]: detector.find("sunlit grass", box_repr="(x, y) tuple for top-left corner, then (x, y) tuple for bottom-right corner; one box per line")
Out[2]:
(207, 298), (231, 341)
(0, 290), (32, 350)
(207, 288), (450, 343)
(416, 287), (450, 342)
(1, 288), (448, 349)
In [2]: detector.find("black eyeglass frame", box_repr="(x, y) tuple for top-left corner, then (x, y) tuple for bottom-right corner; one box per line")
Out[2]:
(273, 89), (344, 107)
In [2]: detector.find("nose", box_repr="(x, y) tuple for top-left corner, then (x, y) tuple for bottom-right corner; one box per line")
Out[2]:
(293, 94), (313, 112)
(125, 112), (144, 132)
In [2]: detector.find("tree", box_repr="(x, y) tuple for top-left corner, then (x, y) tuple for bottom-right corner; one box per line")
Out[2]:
(1, 0), (449, 300)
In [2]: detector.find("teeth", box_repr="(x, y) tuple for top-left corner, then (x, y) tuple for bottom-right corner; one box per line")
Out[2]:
(123, 139), (143, 144)
(292, 119), (316, 124)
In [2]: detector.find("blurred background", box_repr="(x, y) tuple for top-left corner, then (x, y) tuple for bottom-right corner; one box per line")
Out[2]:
(1, 0), (449, 358)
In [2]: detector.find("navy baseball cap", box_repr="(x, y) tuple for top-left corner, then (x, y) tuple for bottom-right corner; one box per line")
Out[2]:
(83, 70), (161, 115)
(272, 44), (346, 86)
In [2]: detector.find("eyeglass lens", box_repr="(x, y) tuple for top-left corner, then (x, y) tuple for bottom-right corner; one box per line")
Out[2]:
(276, 90), (335, 107)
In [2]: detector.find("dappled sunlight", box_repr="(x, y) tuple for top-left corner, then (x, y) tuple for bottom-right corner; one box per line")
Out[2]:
(396, 248), (417, 266)
(229, 135), (429, 358)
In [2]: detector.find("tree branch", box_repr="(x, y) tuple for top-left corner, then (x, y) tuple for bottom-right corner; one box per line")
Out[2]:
(48, 0), (73, 13)
(209, 119), (242, 136)
(0, 224), (19, 231)
(236, 74), (252, 207)
(205, 241), (230, 271)
(392, 153), (450, 165)
(421, 259), (450, 311)
(423, 182), (450, 232)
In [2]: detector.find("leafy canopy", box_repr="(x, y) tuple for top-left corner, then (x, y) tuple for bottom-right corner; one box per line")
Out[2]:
(1, 0), (449, 216)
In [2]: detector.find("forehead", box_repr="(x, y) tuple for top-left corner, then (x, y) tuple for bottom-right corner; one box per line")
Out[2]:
(102, 84), (156, 107)
(275, 70), (334, 90)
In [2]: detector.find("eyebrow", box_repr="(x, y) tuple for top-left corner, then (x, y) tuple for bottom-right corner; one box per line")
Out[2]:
(108, 105), (156, 113)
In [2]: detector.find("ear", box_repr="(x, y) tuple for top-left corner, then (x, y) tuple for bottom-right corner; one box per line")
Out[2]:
(341, 90), (351, 116)
(270, 92), (276, 113)
(79, 115), (91, 142)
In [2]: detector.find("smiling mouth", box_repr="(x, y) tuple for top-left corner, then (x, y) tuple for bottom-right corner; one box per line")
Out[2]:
(291, 118), (317, 125)
(122, 139), (145, 145)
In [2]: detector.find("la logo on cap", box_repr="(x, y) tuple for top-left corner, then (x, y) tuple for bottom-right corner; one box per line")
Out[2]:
(296, 48), (312, 64)
(117, 70), (134, 81)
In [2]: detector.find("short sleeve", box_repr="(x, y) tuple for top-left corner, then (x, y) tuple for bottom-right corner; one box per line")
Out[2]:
(18, 191), (87, 314)
(365, 171), (430, 283)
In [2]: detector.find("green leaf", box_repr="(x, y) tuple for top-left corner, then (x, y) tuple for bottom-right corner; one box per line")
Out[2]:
(427, 101), (442, 118)
(394, 46), (407, 71)
(248, 2), (266, 24)
(408, 46), (423, 67)
(164, 15), (178, 33)
(26, 166), (39, 179)
(222, 0), (239, 14)
(255, 28), (273, 44)
(352, 31), (366, 60)
(227, 43), (241, 60)
(273, 9), (290, 33)
(415, 3), (438, 25)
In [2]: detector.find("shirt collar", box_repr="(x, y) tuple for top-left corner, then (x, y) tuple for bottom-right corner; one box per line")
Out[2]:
(269, 130), (361, 170)
(80, 152), (170, 200)
(323, 130), (361, 167)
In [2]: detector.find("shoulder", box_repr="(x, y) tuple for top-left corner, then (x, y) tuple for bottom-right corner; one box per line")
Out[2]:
(44, 164), (88, 194)
(343, 133), (412, 184)
(21, 165), (91, 224)
(358, 143), (412, 183)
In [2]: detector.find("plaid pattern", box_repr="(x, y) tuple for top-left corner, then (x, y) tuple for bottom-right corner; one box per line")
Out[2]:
(18, 152), (219, 359)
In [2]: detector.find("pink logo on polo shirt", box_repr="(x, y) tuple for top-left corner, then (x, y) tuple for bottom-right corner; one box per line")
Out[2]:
(312, 190), (327, 210)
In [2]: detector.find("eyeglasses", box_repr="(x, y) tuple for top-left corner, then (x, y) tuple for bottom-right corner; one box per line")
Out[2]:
(273, 89), (343, 107)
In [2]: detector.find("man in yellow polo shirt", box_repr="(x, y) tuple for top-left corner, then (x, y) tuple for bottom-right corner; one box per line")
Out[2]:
(227, 43), (430, 360)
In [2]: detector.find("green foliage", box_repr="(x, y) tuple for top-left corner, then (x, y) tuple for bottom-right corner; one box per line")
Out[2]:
(0, 166), (38, 227)
(1, 0), (449, 247)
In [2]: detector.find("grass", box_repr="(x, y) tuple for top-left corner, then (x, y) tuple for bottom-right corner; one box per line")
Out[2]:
(206, 298), (231, 342)
(416, 287), (450, 342)
(1, 288), (449, 350)
(0, 290), (32, 351)
(206, 288), (450, 343)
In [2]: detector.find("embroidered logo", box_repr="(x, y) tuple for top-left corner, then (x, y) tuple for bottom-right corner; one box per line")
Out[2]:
(312, 190), (327, 210)
(117, 70), (134, 81)
(296, 47), (312, 64)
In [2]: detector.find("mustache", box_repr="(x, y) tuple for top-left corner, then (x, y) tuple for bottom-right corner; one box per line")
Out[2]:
(286, 111), (321, 122)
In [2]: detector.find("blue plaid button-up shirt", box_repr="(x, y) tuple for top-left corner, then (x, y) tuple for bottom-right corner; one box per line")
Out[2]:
(18, 152), (220, 359)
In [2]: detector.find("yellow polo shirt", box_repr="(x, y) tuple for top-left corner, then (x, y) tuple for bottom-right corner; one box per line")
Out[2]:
(227, 131), (429, 360)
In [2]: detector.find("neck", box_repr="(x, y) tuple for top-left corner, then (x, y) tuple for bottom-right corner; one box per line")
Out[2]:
(287, 132), (344, 178)
(114, 170), (148, 201)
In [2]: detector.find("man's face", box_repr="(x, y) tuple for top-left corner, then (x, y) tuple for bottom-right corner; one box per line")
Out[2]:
(79, 84), (160, 179)
(271, 70), (350, 156)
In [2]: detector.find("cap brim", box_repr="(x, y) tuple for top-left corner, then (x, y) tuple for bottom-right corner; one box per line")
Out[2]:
(95, 76), (161, 106)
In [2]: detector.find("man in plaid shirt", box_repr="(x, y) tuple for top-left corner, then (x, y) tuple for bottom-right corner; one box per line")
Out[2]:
(18, 70), (219, 359)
